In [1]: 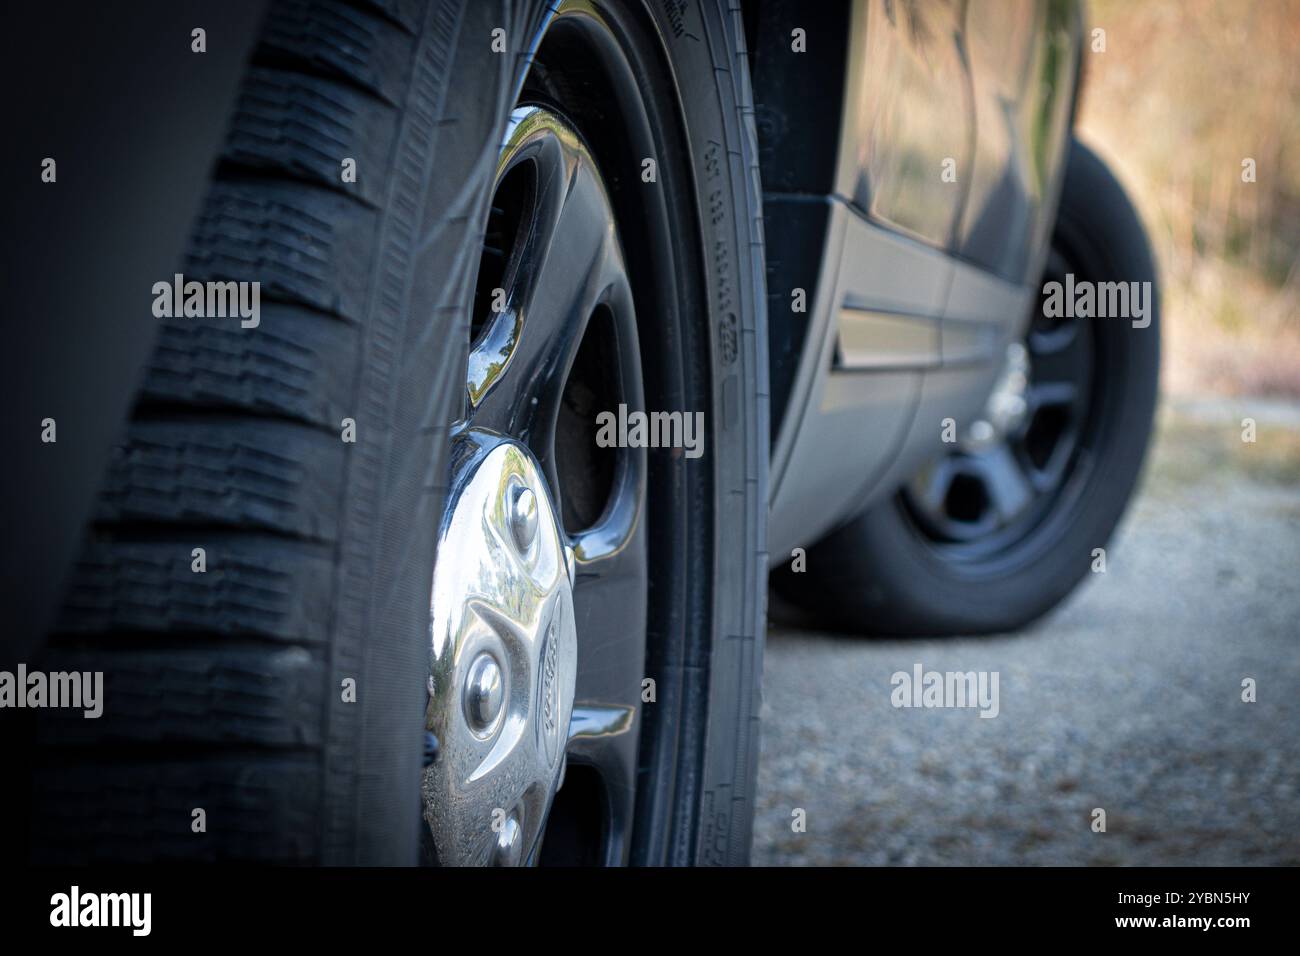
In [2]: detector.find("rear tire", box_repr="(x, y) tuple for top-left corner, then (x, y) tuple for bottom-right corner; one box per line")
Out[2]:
(774, 139), (1159, 636)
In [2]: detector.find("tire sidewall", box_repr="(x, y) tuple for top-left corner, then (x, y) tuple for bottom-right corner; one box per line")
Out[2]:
(337, 1), (553, 863)
(633, 0), (769, 864)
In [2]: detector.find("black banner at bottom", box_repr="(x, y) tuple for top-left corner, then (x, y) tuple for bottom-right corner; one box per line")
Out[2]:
(4, 866), (1288, 940)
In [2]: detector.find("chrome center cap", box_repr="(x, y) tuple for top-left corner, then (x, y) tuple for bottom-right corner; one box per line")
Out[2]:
(423, 432), (577, 866)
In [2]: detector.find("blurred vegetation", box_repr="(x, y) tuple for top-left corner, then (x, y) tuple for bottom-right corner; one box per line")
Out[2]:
(1151, 407), (1300, 489)
(1077, 0), (1300, 398)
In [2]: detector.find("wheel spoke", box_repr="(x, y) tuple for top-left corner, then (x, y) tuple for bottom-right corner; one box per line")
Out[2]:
(560, 535), (646, 865)
(911, 455), (960, 518)
(569, 541), (648, 702)
(969, 444), (1034, 523)
(1026, 323), (1082, 384)
(566, 703), (639, 864)
(1019, 377), (1085, 485)
(1026, 380), (1079, 414)
(470, 115), (626, 452)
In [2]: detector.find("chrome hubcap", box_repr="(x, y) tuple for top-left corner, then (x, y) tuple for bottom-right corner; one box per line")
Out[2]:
(508, 484), (539, 553)
(463, 652), (505, 735)
(423, 434), (578, 866)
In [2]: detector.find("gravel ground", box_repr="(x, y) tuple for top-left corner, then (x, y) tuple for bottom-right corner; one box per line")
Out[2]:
(753, 397), (1300, 866)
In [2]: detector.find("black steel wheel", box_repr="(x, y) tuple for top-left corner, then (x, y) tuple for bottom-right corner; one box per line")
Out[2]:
(901, 248), (1098, 560)
(450, 1), (770, 865)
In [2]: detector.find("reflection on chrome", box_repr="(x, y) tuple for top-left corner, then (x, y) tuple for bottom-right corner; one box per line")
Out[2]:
(423, 431), (577, 866)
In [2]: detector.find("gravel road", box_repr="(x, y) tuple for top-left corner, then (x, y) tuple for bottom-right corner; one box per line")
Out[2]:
(753, 397), (1300, 866)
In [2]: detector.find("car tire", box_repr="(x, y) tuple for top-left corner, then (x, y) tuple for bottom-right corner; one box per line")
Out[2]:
(32, 0), (767, 866)
(773, 138), (1159, 637)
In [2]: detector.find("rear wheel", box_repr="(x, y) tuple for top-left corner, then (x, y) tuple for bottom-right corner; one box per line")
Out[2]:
(774, 139), (1159, 636)
(34, 0), (767, 866)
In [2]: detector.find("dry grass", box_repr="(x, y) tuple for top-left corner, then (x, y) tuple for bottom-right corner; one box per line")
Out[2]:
(1077, 0), (1300, 399)
(1149, 404), (1300, 489)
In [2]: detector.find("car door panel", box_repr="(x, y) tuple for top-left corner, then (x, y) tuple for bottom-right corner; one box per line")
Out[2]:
(940, 258), (1034, 365)
(836, 0), (973, 248)
(768, 199), (948, 560)
(955, 0), (1080, 283)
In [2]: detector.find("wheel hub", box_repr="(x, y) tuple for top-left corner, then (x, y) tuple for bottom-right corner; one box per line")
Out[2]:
(423, 432), (577, 866)
(963, 341), (1030, 450)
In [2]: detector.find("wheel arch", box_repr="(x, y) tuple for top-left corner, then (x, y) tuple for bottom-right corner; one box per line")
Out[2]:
(740, 0), (853, 439)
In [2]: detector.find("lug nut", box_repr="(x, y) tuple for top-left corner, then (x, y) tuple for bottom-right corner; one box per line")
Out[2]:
(509, 483), (538, 553)
(494, 811), (523, 867)
(464, 653), (504, 734)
